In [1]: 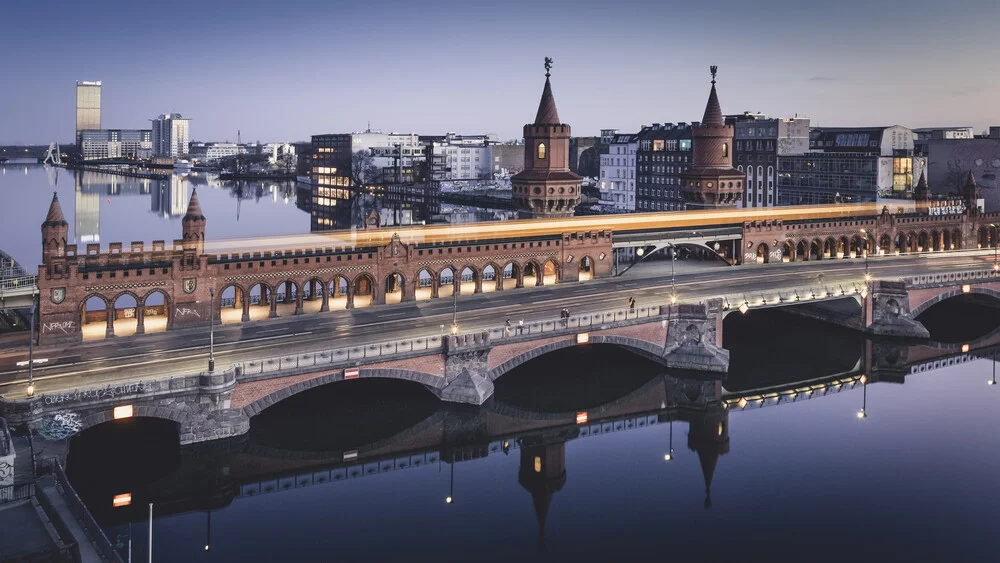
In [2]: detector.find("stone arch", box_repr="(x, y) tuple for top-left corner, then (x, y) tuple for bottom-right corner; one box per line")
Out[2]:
(458, 265), (479, 294)
(523, 260), (543, 287)
(273, 279), (301, 317)
(755, 242), (769, 264)
(75, 408), (186, 439)
(850, 235), (864, 257)
(354, 273), (375, 308)
(951, 229), (962, 250)
(481, 262), (501, 292)
(108, 290), (142, 337)
(246, 281), (276, 321)
(242, 368), (446, 419)
(810, 239), (822, 260)
(930, 230), (941, 251)
(80, 294), (111, 341)
(824, 237), (837, 258)
(911, 287), (1000, 318)
(140, 289), (172, 333)
(217, 282), (247, 324)
(918, 231), (929, 252)
(879, 234), (892, 255)
(328, 275), (350, 310)
(796, 240), (809, 261)
(838, 236), (849, 258)
(438, 266), (456, 297)
(415, 268), (435, 300)
(781, 241), (795, 263)
(487, 335), (666, 382)
(578, 256), (595, 281)
(502, 262), (520, 290)
(542, 259), (560, 285)
(384, 271), (406, 304)
(302, 277), (327, 313)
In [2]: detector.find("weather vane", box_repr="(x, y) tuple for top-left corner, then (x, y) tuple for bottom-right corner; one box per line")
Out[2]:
(544, 57), (553, 78)
(710, 65), (718, 84)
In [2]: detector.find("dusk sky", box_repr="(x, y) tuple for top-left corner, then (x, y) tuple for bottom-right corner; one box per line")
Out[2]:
(2, 0), (999, 144)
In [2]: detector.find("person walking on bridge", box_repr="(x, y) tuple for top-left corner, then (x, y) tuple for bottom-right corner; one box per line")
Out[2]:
(628, 296), (635, 311)
(504, 319), (512, 336)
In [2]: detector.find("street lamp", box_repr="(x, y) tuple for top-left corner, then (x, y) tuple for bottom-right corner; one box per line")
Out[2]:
(204, 510), (211, 552)
(208, 287), (215, 373)
(450, 286), (458, 335)
(990, 350), (997, 386)
(859, 228), (870, 278)
(991, 225), (999, 273)
(664, 419), (674, 461)
(857, 376), (868, 419)
(26, 298), (35, 397)
(445, 453), (455, 504)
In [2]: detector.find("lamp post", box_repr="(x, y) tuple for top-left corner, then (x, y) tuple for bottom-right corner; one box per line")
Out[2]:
(859, 228), (870, 278)
(664, 419), (674, 462)
(204, 510), (211, 552)
(450, 287), (458, 335)
(990, 350), (997, 386)
(208, 287), (215, 373)
(669, 244), (676, 304)
(857, 376), (868, 419)
(445, 453), (455, 504)
(991, 224), (999, 273)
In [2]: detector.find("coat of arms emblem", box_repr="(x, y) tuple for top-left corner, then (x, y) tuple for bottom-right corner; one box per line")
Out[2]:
(183, 278), (197, 293)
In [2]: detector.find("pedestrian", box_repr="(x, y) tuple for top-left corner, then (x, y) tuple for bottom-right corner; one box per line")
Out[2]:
(628, 296), (635, 310)
(504, 319), (512, 336)
(518, 318), (524, 334)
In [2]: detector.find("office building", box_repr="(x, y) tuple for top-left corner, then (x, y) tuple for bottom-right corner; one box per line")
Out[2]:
(776, 125), (926, 205)
(78, 129), (152, 161)
(730, 113), (810, 208)
(188, 142), (240, 163)
(75, 81), (102, 142)
(151, 113), (191, 158)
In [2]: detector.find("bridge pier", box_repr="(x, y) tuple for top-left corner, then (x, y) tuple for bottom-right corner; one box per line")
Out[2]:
(438, 332), (495, 406)
(865, 280), (930, 339)
(662, 300), (729, 374)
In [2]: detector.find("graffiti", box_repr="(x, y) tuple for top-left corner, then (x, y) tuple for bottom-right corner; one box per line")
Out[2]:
(123, 308), (136, 319)
(175, 307), (200, 318)
(41, 321), (75, 334)
(42, 381), (149, 405)
(35, 412), (84, 441)
(145, 307), (160, 317)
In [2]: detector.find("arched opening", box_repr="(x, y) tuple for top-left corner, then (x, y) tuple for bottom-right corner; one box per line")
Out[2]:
(247, 282), (274, 321)
(578, 256), (594, 281)
(481, 264), (498, 293)
(523, 262), (540, 286)
(796, 240), (808, 261)
(880, 234), (892, 255)
(415, 268), (434, 300)
(537, 143), (546, 160)
(942, 230), (952, 252)
(781, 241), (794, 263)
(439, 267), (455, 297)
(110, 293), (140, 337)
(328, 276), (349, 310)
(930, 230), (940, 251)
(979, 226), (990, 248)
(141, 290), (169, 334)
(384, 273), (405, 304)
(849, 235), (863, 258)
(354, 274), (375, 308)
(459, 266), (476, 294)
(543, 260), (559, 285)
(66, 417), (180, 525)
(302, 278), (326, 314)
(219, 284), (242, 324)
(81, 295), (109, 341)
(918, 231), (929, 252)
(722, 142), (729, 158)
(275, 280), (299, 317)
(502, 262), (519, 290)
(952, 229), (962, 250)
(810, 239), (822, 260)
(756, 242), (769, 264)
(838, 236), (849, 258)
(824, 237), (836, 259)
(915, 292), (1000, 343)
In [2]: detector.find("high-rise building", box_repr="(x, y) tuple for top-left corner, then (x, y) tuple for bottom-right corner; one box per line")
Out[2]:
(75, 81), (102, 143)
(79, 129), (152, 160)
(151, 113), (190, 158)
(730, 112), (810, 208)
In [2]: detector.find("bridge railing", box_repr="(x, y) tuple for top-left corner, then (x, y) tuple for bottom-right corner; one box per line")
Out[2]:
(0, 274), (37, 293)
(231, 305), (664, 378)
(904, 269), (997, 287)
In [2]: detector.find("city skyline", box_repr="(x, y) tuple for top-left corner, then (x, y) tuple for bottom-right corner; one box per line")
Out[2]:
(2, 0), (999, 144)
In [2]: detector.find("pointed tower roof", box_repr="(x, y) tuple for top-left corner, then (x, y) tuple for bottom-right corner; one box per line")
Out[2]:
(701, 66), (724, 127)
(43, 191), (67, 227)
(698, 448), (719, 509)
(964, 170), (979, 196)
(183, 188), (205, 222)
(914, 170), (930, 200)
(530, 489), (553, 552)
(534, 77), (561, 125)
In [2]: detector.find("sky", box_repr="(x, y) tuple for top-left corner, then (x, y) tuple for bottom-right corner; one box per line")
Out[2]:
(1, 0), (999, 144)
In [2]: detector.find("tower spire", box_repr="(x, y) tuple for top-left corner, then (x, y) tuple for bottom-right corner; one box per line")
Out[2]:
(534, 58), (561, 125)
(43, 191), (67, 227)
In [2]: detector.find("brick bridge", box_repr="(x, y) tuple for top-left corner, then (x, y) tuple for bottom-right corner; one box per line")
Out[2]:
(29, 175), (1000, 345)
(4, 267), (999, 445)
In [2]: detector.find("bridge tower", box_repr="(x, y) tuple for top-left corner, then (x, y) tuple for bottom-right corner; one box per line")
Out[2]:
(41, 192), (68, 265)
(687, 406), (729, 509)
(182, 188), (206, 254)
(680, 66), (745, 209)
(518, 432), (568, 552)
(511, 57), (583, 218)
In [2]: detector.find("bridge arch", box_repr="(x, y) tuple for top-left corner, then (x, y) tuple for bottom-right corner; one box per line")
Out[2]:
(755, 242), (770, 264)
(218, 282), (246, 324)
(542, 258), (559, 284)
(438, 266), (456, 297)
(107, 291), (142, 337)
(328, 275), (350, 310)
(241, 368), (446, 419)
(75, 408), (187, 439)
(523, 260), (542, 286)
(384, 271), (406, 304)
(141, 288), (172, 333)
(578, 256), (595, 280)
(247, 281), (276, 321)
(302, 277), (326, 313)
(911, 287), (1000, 318)
(482, 262), (501, 292)
(353, 273), (375, 308)
(415, 268), (434, 300)
(80, 294), (111, 341)
(503, 262), (520, 290)
(458, 265), (479, 294)
(781, 241), (794, 263)
(487, 335), (666, 382)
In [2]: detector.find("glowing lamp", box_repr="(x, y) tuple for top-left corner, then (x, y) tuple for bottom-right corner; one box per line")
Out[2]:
(113, 493), (132, 508)
(737, 397), (748, 409)
(962, 285), (971, 294)
(445, 496), (453, 504)
(576, 411), (588, 424)
(962, 344), (970, 353)
(577, 333), (589, 344)
(860, 374), (868, 384)
(113, 405), (133, 420)
(664, 454), (672, 461)
(25, 384), (34, 397)
(738, 302), (750, 315)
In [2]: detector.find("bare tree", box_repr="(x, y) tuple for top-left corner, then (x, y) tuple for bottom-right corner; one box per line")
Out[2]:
(351, 150), (380, 187)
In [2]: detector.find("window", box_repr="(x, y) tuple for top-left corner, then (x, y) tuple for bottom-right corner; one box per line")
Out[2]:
(537, 143), (546, 159)
(722, 143), (728, 158)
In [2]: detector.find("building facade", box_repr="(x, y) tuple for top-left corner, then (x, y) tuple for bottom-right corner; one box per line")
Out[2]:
(776, 126), (926, 205)
(188, 143), (240, 163)
(599, 133), (638, 212)
(680, 67), (744, 209)
(636, 124), (692, 212)
(731, 113), (810, 208)
(151, 113), (191, 158)
(79, 129), (152, 161)
(924, 128), (1000, 210)
(75, 81), (101, 143)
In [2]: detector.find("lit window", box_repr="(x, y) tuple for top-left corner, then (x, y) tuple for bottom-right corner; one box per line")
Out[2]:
(537, 143), (546, 159)
(534, 456), (542, 472)
(722, 143), (729, 158)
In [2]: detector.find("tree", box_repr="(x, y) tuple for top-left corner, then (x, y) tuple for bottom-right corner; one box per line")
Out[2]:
(351, 150), (380, 187)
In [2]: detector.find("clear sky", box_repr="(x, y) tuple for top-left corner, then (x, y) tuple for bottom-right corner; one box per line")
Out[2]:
(2, 0), (998, 144)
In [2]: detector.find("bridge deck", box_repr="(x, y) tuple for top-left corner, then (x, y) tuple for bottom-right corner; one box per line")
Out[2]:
(203, 203), (880, 254)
